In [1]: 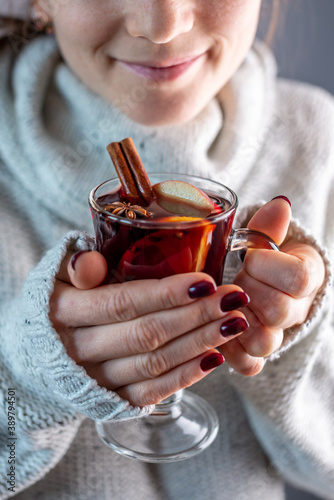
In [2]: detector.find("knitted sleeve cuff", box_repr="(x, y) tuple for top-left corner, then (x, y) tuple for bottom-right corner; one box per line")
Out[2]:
(21, 231), (154, 422)
(234, 203), (332, 358)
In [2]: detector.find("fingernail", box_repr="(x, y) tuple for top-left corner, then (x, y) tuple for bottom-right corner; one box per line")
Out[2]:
(220, 317), (249, 337)
(189, 280), (217, 299)
(271, 195), (291, 207)
(200, 352), (225, 372)
(71, 250), (90, 271)
(220, 291), (250, 312)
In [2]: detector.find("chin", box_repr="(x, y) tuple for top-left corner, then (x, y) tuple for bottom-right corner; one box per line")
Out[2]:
(118, 98), (210, 127)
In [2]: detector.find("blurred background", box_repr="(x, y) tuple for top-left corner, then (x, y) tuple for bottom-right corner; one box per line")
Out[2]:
(259, 0), (334, 95)
(257, 1), (334, 499)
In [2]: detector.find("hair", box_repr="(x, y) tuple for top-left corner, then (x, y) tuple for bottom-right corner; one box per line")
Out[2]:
(262, 0), (288, 46)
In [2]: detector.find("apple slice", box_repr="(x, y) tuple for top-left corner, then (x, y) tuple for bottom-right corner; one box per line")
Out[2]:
(153, 180), (216, 218)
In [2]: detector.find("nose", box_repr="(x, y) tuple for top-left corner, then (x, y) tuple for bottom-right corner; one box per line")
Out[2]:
(126, 0), (194, 44)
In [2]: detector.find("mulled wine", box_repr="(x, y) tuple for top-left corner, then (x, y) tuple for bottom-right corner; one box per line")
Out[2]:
(89, 174), (236, 285)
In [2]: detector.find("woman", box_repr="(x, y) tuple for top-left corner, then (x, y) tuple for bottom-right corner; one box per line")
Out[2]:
(0, 1), (333, 499)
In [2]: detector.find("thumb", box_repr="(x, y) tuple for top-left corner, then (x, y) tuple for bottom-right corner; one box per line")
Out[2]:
(56, 250), (108, 289)
(247, 196), (291, 246)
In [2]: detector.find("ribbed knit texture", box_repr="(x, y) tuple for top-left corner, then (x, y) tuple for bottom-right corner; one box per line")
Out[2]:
(0, 36), (333, 499)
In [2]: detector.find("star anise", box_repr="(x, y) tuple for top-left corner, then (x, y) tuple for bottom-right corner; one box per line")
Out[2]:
(104, 201), (153, 220)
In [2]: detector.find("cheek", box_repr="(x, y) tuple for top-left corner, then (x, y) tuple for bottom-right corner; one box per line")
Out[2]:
(207, 0), (262, 75)
(204, 0), (261, 39)
(52, 6), (119, 50)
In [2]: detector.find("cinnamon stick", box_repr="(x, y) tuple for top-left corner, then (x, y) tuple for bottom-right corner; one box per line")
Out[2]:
(106, 138), (154, 204)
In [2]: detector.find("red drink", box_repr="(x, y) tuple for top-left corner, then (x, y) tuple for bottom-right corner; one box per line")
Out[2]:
(89, 174), (237, 285)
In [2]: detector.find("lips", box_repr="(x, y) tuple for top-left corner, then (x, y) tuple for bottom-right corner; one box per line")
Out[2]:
(118, 53), (205, 82)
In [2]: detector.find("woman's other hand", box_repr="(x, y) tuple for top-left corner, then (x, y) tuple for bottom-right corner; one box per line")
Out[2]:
(222, 197), (325, 376)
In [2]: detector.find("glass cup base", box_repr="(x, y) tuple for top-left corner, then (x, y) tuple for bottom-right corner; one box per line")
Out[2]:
(95, 390), (219, 463)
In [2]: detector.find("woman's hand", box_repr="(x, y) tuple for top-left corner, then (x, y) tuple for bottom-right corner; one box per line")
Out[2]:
(49, 251), (251, 407)
(221, 197), (326, 376)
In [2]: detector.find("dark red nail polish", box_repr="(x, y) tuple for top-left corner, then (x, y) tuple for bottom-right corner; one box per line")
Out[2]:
(200, 352), (224, 372)
(220, 291), (250, 312)
(189, 281), (216, 299)
(271, 195), (291, 207)
(71, 250), (90, 271)
(220, 317), (249, 337)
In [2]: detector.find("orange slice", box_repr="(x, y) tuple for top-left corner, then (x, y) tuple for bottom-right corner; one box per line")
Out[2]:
(116, 217), (215, 280)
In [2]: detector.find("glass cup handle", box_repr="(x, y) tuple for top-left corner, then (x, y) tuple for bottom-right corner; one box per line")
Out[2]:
(229, 228), (279, 253)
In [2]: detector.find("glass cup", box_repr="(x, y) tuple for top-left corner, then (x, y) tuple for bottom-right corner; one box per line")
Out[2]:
(89, 173), (278, 463)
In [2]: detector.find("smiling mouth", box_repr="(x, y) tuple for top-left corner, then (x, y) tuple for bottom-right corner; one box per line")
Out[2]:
(118, 53), (206, 81)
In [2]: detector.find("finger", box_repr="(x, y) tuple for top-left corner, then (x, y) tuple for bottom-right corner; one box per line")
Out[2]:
(61, 286), (248, 362)
(234, 269), (308, 328)
(56, 250), (108, 289)
(83, 311), (248, 387)
(53, 271), (220, 328)
(236, 308), (284, 358)
(243, 245), (324, 298)
(248, 197), (291, 245)
(219, 339), (264, 377)
(115, 350), (224, 406)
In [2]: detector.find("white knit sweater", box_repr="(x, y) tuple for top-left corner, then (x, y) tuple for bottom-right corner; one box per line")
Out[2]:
(0, 36), (333, 500)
